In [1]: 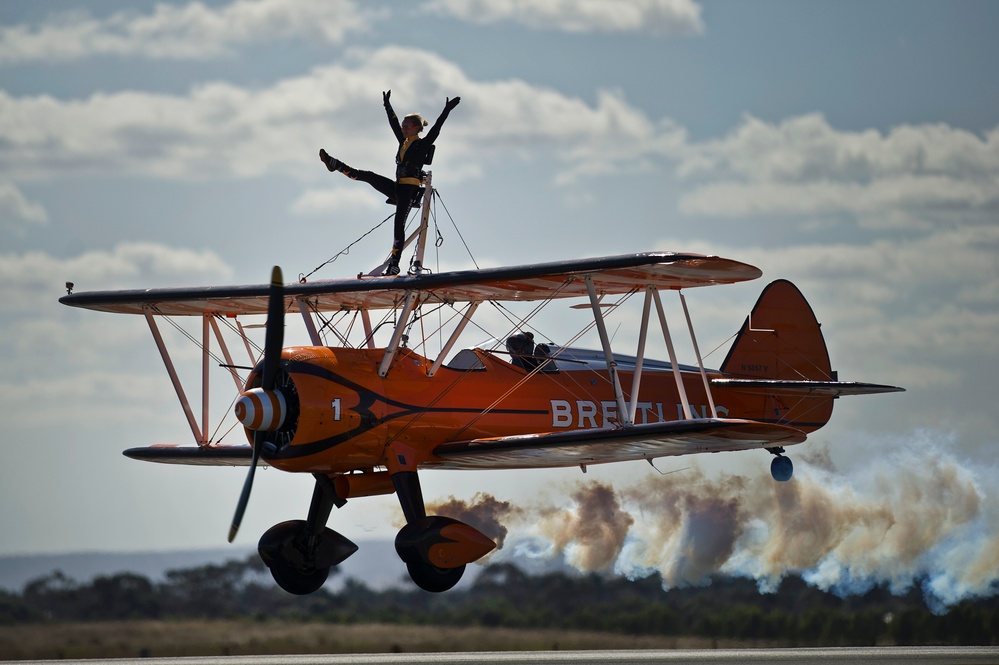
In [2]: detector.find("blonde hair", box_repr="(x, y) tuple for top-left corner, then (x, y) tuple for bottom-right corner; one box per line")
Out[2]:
(403, 113), (428, 130)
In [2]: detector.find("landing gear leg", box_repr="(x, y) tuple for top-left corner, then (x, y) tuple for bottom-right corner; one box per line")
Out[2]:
(392, 470), (467, 593)
(258, 474), (358, 595)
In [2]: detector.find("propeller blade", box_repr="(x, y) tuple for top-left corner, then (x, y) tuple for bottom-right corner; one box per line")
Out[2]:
(228, 431), (263, 543)
(228, 266), (283, 543)
(261, 266), (285, 391)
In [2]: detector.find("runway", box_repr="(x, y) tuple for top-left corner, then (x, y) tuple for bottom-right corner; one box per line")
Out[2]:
(22, 647), (999, 665)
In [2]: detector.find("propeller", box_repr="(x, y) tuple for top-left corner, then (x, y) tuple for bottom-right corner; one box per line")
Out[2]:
(228, 266), (285, 543)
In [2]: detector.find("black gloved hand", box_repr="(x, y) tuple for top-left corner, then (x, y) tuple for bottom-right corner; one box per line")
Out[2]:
(383, 90), (391, 106)
(445, 96), (460, 112)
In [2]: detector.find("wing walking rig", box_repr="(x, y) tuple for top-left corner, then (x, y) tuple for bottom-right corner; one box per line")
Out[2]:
(60, 197), (902, 594)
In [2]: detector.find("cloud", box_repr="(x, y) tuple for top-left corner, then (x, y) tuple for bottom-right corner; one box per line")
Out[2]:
(0, 0), (383, 65)
(0, 46), (684, 186)
(651, 223), (999, 393)
(0, 180), (48, 230)
(0, 244), (240, 430)
(0, 242), (234, 313)
(422, 0), (705, 36)
(677, 114), (999, 227)
(291, 186), (385, 216)
(4, 41), (992, 218)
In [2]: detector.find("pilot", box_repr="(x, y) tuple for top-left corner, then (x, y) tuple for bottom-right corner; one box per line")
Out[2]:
(534, 341), (555, 373)
(320, 91), (461, 275)
(506, 332), (536, 370)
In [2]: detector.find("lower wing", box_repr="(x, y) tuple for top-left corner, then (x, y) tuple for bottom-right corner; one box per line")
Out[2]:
(428, 418), (805, 470)
(122, 419), (805, 471)
(123, 444), (256, 466)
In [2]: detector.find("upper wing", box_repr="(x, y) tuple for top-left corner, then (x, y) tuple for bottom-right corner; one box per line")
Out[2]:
(427, 418), (806, 471)
(59, 251), (761, 316)
(123, 444), (256, 466)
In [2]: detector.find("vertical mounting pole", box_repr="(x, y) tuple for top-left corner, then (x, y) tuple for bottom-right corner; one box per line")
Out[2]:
(679, 291), (718, 419)
(585, 276), (630, 427)
(364, 173), (433, 279)
(652, 290), (693, 420)
(413, 171), (433, 276)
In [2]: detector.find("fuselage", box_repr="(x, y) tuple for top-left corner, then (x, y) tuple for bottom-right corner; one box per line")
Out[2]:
(247, 344), (833, 474)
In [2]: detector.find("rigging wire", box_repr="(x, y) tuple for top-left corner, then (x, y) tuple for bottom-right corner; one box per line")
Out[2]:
(298, 212), (394, 283)
(297, 185), (477, 286)
(449, 288), (637, 440)
(432, 190), (478, 269)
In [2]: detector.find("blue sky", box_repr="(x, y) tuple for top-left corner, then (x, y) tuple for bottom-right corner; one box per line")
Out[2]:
(1, 1), (997, 605)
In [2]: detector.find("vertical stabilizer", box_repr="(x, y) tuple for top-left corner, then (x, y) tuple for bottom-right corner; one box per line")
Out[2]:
(720, 280), (832, 382)
(718, 280), (835, 433)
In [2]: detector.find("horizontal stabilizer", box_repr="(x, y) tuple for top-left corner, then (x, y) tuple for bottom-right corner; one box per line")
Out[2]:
(711, 378), (905, 397)
(429, 418), (806, 471)
(124, 444), (257, 466)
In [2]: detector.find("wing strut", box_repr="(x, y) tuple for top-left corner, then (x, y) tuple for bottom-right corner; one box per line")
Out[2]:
(585, 276), (631, 426)
(208, 316), (245, 392)
(379, 291), (420, 377)
(653, 289), (693, 420)
(627, 287), (654, 425)
(201, 314), (210, 443)
(144, 310), (257, 447)
(427, 300), (480, 377)
(679, 291), (718, 419)
(297, 297), (323, 346)
(622, 288), (717, 424)
(145, 310), (203, 445)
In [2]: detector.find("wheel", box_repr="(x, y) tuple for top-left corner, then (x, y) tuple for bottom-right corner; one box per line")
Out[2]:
(268, 560), (329, 595)
(406, 560), (465, 593)
(771, 455), (793, 482)
(258, 520), (355, 595)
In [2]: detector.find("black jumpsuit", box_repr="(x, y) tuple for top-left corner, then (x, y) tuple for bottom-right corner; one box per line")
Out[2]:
(340, 97), (458, 268)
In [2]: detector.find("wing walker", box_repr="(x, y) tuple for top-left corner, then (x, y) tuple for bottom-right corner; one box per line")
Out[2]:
(61, 173), (903, 594)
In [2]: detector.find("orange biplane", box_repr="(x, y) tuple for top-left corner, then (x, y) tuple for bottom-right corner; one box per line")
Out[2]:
(60, 187), (902, 594)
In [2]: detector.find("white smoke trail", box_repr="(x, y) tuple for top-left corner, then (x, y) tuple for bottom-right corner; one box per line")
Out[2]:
(454, 430), (998, 613)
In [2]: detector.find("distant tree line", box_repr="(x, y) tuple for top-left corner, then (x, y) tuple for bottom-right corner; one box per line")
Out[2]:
(1, 556), (996, 646)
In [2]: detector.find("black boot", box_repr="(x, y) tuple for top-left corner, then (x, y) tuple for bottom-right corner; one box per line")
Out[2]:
(384, 244), (402, 276)
(319, 148), (345, 173)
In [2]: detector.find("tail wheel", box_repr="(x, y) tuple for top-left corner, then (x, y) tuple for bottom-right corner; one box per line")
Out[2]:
(406, 560), (465, 593)
(771, 454), (793, 482)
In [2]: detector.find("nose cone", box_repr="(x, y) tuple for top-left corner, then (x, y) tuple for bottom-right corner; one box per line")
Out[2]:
(235, 387), (287, 431)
